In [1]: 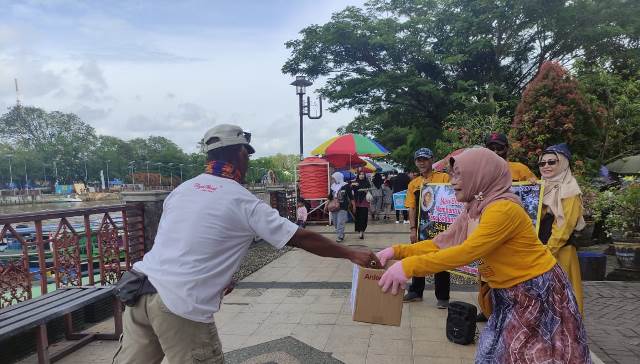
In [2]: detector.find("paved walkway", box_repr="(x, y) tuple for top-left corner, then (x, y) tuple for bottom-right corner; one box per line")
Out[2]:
(583, 281), (640, 364)
(17, 222), (612, 363)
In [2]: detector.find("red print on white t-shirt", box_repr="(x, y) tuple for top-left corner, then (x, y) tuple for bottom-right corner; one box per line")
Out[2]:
(193, 183), (221, 193)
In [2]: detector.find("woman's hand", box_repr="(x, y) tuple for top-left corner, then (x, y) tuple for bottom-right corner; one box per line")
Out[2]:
(378, 261), (408, 295)
(527, 176), (539, 184)
(375, 247), (395, 267)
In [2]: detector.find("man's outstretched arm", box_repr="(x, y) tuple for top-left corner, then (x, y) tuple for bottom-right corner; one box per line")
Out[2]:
(287, 228), (380, 268)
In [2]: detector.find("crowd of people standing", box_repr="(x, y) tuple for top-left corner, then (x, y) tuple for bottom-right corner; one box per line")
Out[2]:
(323, 132), (591, 363)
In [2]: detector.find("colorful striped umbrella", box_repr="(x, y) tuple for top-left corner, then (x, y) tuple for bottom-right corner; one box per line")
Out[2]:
(310, 134), (389, 157)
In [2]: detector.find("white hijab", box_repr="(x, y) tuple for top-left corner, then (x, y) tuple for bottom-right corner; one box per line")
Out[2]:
(541, 153), (586, 230)
(331, 172), (347, 196)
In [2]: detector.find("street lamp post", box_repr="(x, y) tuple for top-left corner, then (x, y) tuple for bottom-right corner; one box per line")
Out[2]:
(179, 163), (184, 181)
(24, 162), (28, 190)
(155, 162), (163, 186)
(290, 75), (323, 161)
(145, 161), (150, 186)
(54, 160), (58, 182)
(105, 160), (110, 190)
(84, 160), (88, 182)
(167, 163), (174, 187)
(129, 161), (136, 184)
(6, 154), (13, 188)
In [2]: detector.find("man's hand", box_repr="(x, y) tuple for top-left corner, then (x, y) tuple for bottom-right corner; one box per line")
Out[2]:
(348, 249), (381, 268)
(410, 228), (418, 243)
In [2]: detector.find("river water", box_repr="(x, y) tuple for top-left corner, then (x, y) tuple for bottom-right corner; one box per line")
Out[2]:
(0, 200), (123, 216)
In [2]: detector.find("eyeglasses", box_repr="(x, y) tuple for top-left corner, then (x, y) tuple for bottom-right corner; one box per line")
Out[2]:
(487, 144), (506, 152)
(538, 159), (558, 167)
(240, 131), (251, 143)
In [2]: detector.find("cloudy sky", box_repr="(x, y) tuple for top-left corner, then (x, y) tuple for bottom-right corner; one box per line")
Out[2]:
(0, 0), (364, 157)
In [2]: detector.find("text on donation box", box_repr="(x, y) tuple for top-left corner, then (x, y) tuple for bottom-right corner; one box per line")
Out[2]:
(350, 261), (403, 326)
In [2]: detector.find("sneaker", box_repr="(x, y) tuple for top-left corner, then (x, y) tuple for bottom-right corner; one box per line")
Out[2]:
(436, 299), (449, 309)
(336, 237), (344, 243)
(476, 313), (488, 322)
(403, 292), (423, 302)
(395, 221), (400, 224)
(403, 220), (410, 224)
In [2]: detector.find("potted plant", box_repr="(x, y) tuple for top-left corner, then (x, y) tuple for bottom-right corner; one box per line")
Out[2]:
(605, 184), (640, 270)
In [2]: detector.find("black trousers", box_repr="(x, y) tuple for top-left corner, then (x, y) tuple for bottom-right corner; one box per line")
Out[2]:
(395, 210), (408, 221)
(354, 207), (369, 232)
(408, 271), (450, 300)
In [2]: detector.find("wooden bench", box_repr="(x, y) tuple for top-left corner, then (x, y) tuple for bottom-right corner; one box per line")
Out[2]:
(0, 286), (122, 364)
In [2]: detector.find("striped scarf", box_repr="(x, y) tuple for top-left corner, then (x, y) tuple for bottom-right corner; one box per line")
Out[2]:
(204, 160), (242, 183)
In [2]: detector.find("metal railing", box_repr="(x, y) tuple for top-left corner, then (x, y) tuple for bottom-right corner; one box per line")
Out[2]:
(0, 204), (145, 308)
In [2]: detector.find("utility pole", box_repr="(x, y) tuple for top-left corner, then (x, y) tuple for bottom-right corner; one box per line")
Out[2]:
(15, 78), (21, 107)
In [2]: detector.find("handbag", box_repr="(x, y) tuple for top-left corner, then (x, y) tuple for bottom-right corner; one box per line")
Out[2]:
(365, 191), (373, 202)
(327, 198), (341, 212)
(446, 301), (477, 345)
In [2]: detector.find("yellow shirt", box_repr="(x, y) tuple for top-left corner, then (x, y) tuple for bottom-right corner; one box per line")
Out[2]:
(404, 172), (450, 209)
(509, 161), (537, 182)
(544, 196), (583, 255)
(393, 200), (556, 288)
(544, 195), (584, 313)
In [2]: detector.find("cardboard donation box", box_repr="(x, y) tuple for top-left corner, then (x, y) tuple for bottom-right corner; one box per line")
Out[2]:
(350, 261), (403, 326)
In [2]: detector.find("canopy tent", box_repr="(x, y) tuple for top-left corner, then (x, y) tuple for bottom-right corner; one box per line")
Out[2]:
(607, 155), (640, 175)
(310, 134), (389, 157)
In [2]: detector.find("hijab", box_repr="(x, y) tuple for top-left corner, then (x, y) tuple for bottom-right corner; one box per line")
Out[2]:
(354, 172), (371, 201)
(433, 148), (522, 249)
(331, 172), (347, 196)
(541, 153), (586, 230)
(372, 173), (383, 189)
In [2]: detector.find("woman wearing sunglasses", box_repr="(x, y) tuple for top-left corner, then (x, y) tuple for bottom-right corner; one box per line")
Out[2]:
(538, 143), (585, 314)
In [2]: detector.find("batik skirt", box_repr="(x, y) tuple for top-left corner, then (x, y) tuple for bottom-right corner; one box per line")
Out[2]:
(476, 264), (591, 363)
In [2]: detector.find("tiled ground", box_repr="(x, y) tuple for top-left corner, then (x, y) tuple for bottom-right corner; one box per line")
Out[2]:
(17, 223), (607, 363)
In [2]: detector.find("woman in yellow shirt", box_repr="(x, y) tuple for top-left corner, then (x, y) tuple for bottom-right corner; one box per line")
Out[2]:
(538, 143), (585, 314)
(375, 148), (590, 363)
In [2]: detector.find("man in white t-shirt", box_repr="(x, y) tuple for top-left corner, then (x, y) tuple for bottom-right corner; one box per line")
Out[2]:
(113, 124), (380, 364)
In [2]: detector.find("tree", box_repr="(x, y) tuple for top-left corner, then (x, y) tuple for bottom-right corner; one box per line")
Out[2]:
(434, 103), (511, 158)
(510, 61), (600, 169)
(283, 0), (639, 168)
(248, 154), (299, 184)
(0, 106), (98, 184)
(576, 63), (640, 163)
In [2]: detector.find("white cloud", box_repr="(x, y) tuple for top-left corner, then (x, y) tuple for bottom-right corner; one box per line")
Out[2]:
(0, 0), (364, 157)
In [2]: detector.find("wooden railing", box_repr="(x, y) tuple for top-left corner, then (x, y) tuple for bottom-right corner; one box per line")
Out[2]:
(0, 204), (145, 308)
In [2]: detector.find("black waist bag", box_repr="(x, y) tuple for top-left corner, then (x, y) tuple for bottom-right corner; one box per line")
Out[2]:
(446, 301), (477, 345)
(115, 270), (157, 306)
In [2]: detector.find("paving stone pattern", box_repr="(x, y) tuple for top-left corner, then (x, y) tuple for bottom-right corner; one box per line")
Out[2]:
(583, 281), (640, 364)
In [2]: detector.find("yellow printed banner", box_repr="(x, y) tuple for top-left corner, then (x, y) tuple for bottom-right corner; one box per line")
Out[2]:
(417, 182), (544, 277)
